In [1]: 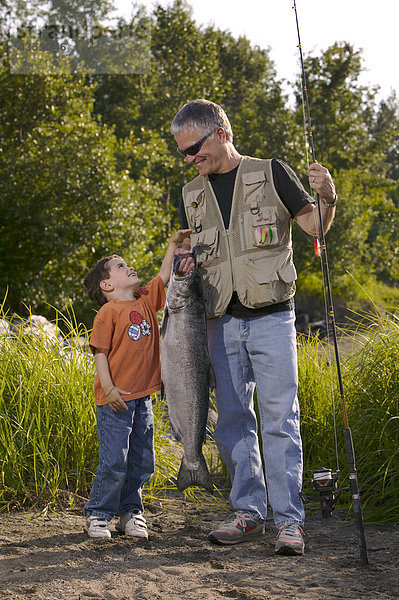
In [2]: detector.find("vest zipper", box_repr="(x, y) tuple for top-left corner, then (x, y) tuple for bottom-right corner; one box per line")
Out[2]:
(225, 228), (237, 293)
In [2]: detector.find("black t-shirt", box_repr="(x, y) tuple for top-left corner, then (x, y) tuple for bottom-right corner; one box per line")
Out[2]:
(179, 158), (313, 318)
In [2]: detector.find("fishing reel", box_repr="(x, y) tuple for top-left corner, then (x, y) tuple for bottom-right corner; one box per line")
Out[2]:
(300, 468), (349, 518)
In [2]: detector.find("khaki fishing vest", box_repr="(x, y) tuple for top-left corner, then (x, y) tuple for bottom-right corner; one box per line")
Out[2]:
(182, 156), (297, 319)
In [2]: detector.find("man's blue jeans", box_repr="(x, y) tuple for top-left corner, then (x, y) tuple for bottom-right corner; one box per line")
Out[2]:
(207, 310), (305, 527)
(84, 395), (155, 521)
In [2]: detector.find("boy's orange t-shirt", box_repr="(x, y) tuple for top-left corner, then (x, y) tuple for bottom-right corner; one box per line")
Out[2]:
(89, 276), (166, 405)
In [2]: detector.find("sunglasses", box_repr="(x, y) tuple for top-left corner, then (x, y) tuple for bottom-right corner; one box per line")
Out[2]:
(177, 131), (213, 156)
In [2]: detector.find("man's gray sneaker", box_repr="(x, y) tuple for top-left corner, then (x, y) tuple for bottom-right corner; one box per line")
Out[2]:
(208, 511), (264, 545)
(275, 523), (305, 555)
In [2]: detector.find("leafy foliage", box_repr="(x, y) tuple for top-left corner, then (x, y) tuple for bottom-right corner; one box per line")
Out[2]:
(0, 0), (398, 326)
(0, 51), (167, 322)
(0, 0), (398, 521)
(292, 42), (399, 301)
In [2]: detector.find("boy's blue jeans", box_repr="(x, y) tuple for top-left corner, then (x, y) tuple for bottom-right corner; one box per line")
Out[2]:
(84, 395), (155, 521)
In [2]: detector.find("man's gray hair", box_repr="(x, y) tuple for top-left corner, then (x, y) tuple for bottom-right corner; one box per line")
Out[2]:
(171, 99), (233, 142)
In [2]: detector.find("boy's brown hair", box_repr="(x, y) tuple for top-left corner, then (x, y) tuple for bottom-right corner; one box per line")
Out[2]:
(84, 255), (120, 307)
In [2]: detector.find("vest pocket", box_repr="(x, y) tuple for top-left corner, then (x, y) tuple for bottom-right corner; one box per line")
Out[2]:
(184, 189), (206, 230)
(191, 227), (220, 266)
(241, 255), (297, 306)
(242, 171), (266, 205)
(277, 261), (297, 283)
(198, 264), (222, 318)
(242, 207), (279, 248)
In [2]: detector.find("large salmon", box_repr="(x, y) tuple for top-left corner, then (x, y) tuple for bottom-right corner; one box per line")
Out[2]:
(160, 255), (213, 493)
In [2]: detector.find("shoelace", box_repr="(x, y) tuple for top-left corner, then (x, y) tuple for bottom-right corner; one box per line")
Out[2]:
(279, 523), (302, 537)
(222, 512), (253, 528)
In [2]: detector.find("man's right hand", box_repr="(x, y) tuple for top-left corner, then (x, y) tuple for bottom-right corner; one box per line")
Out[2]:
(175, 244), (195, 277)
(177, 255), (195, 275)
(175, 244), (195, 275)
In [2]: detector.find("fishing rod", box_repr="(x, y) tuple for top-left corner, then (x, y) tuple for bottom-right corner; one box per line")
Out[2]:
(292, 0), (369, 566)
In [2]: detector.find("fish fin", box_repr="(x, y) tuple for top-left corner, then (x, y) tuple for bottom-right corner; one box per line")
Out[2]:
(170, 425), (183, 444)
(160, 304), (169, 336)
(177, 454), (214, 493)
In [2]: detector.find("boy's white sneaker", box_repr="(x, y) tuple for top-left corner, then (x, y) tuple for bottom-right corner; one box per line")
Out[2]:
(84, 516), (111, 539)
(116, 510), (148, 539)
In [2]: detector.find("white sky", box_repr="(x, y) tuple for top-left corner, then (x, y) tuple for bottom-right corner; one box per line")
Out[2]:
(113, 0), (398, 104)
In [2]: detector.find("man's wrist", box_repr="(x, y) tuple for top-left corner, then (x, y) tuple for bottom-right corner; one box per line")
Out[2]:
(320, 192), (338, 208)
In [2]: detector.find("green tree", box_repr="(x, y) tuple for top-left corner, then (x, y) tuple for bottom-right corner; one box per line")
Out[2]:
(1, 0), (397, 323)
(292, 42), (399, 297)
(295, 42), (376, 172)
(205, 29), (299, 162)
(94, 1), (294, 220)
(365, 95), (399, 286)
(369, 94), (399, 180)
(0, 51), (167, 324)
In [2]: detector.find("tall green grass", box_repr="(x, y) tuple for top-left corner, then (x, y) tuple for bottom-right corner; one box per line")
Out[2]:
(0, 304), (397, 521)
(0, 305), (223, 511)
(0, 307), (97, 509)
(298, 310), (399, 522)
(342, 311), (399, 521)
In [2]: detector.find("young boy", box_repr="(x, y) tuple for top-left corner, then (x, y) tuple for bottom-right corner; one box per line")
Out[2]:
(83, 229), (193, 539)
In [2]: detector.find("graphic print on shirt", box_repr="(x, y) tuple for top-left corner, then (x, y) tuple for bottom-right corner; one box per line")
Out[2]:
(128, 310), (152, 341)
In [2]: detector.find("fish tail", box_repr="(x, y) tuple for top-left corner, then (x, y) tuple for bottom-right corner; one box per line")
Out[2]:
(177, 454), (214, 493)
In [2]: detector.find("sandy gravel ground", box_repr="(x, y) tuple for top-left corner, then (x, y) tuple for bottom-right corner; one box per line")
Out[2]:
(1, 498), (398, 600)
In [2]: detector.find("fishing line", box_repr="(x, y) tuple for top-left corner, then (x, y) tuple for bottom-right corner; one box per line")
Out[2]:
(293, 0), (369, 566)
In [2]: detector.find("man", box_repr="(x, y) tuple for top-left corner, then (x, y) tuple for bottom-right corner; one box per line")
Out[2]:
(171, 99), (337, 555)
